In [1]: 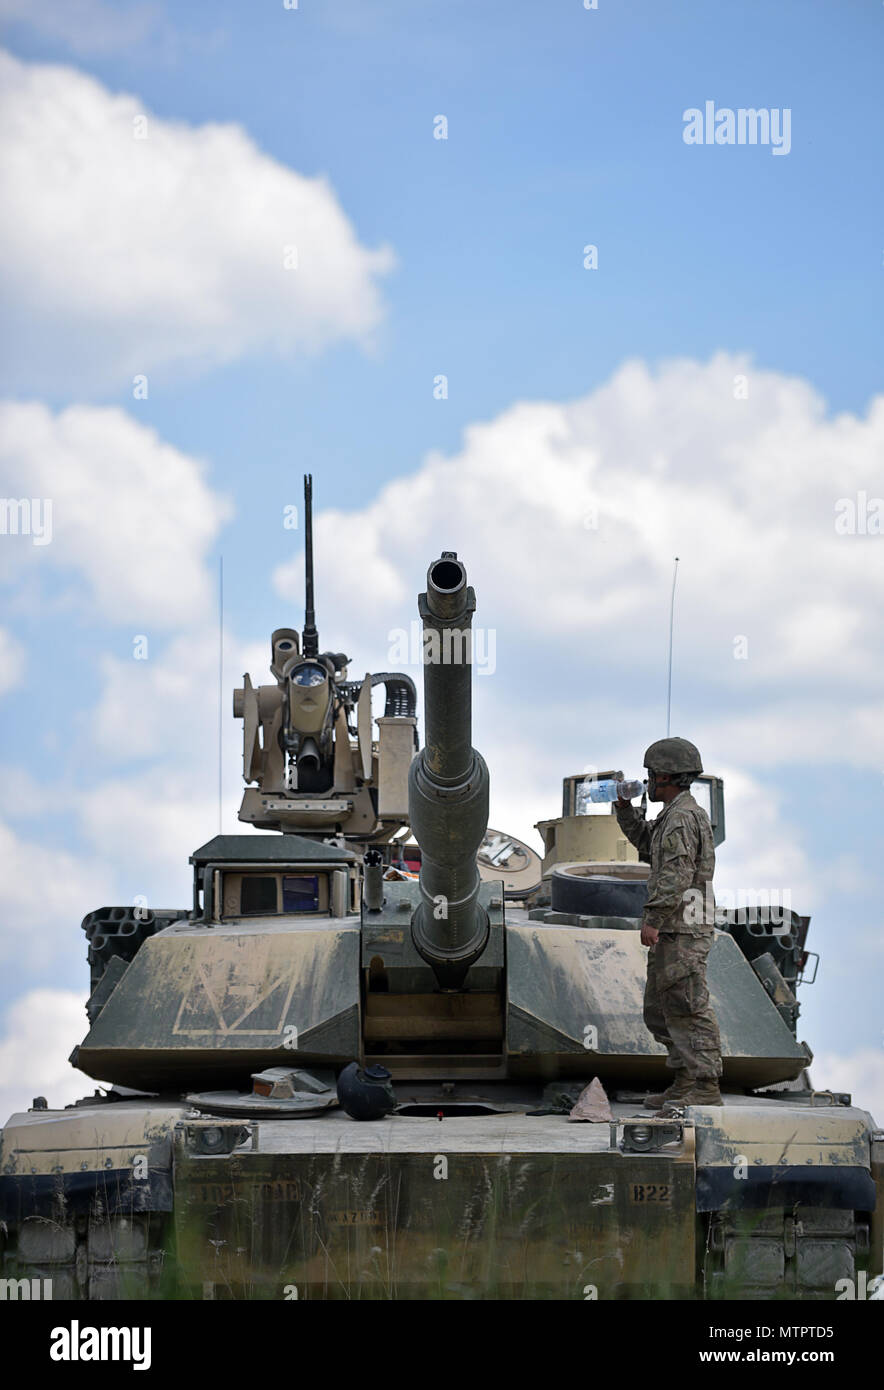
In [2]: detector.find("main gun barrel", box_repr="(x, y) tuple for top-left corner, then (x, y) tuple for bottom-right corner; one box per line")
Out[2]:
(408, 553), (490, 990)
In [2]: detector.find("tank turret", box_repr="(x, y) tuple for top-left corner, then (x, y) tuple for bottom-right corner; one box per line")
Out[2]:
(2, 538), (879, 1307)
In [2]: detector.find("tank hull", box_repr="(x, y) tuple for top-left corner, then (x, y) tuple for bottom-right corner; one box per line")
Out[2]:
(2, 1096), (879, 1301)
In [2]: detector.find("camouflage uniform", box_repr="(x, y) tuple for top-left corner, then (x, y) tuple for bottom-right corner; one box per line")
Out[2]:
(614, 791), (722, 1081)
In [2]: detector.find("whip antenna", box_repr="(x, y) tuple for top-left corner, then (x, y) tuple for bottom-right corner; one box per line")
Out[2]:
(218, 555), (223, 832)
(666, 556), (679, 736)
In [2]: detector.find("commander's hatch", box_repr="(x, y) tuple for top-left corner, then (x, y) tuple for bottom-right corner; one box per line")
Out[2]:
(560, 769), (726, 847)
(690, 774), (726, 847)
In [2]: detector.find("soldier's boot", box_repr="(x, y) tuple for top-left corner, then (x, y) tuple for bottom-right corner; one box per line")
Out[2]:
(643, 1072), (693, 1110)
(660, 1078), (723, 1113)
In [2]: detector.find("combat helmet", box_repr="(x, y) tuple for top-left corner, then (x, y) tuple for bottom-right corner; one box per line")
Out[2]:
(643, 736), (703, 775)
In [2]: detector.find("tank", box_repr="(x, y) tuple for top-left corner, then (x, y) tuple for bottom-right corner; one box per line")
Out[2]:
(1, 486), (880, 1301)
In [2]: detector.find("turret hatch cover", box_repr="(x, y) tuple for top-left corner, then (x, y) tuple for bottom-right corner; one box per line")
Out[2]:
(477, 828), (542, 898)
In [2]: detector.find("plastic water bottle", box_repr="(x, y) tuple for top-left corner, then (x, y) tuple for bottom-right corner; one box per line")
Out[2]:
(576, 777), (644, 812)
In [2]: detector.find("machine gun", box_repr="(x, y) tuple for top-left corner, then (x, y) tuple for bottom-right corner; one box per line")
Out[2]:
(233, 475), (418, 841)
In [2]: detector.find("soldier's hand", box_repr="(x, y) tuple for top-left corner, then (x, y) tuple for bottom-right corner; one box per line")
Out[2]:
(640, 923), (659, 948)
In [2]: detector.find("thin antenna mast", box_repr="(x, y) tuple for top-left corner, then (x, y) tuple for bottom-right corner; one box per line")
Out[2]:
(218, 555), (224, 833)
(666, 556), (679, 736)
(302, 474), (318, 658)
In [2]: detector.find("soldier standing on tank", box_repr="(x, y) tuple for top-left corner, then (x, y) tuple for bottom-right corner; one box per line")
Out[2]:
(614, 738), (723, 1113)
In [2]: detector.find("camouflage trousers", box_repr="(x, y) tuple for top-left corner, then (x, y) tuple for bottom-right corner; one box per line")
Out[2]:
(644, 930), (722, 1081)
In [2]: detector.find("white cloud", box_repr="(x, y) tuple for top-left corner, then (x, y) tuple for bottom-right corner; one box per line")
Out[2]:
(0, 399), (262, 941)
(811, 1049), (884, 1125)
(0, 48), (394, 390)
(0, 820), (113, 967)
(0, 988), (96, 1121)
(0, 765), (51, 818)
(69, 629), (270, 895)
(0, 401), (231, 626)
(712, 767), (816, 905)
(78, 770), (222, 890)
(0, 625), (24, 694)
(274, 353), (884, 773)
(0, 634), (263, 988)
(89, 628), (268, 763)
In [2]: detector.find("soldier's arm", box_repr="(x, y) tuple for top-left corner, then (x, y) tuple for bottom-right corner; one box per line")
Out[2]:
(642, 819), (700, 930)
(613, 798), (652, 862)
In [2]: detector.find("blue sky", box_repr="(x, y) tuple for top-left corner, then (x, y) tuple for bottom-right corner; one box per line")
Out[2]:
(0, 0), (881, 1116)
